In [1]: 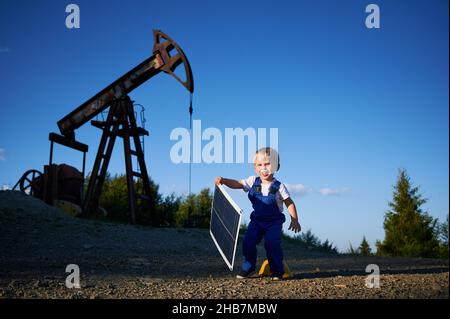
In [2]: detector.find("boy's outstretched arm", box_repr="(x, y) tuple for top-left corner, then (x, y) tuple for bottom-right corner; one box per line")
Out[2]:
(284, 198), (301, 233)
(214, 176), (244, 189)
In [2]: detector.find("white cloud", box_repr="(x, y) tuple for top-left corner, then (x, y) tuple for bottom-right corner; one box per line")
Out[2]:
(285, 183), (312, 197)
(0, 148), (5, 161)
(285, 184), (350, 197)
(319, 187), (350, 196)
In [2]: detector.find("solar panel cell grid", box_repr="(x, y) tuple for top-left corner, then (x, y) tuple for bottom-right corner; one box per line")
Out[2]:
(210, 184), (243, 270)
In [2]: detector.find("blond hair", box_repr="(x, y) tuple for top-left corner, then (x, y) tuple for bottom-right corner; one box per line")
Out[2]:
(253, 147), (280, 171)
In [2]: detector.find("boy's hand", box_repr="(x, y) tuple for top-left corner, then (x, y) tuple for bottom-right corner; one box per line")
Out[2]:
(288, 219), (301, 233)
(215, 177), (244, 189)
(214, 176), (223, 185)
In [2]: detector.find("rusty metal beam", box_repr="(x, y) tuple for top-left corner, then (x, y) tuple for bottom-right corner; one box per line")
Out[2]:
(57, 29), (194, 138)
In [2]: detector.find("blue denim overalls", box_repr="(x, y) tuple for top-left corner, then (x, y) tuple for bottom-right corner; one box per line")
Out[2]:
(242, 177), (286, 276)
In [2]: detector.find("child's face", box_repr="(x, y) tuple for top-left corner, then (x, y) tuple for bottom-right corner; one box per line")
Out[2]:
(254, 154), (274, 181)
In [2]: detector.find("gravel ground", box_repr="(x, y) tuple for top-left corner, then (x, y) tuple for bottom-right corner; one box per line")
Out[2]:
(0, 190), (448, 299)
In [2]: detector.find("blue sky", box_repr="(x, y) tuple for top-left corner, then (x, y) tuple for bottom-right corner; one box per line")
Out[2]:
(0, 0), (448, 252)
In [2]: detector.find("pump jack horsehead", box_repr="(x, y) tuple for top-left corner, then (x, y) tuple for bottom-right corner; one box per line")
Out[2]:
(13, 30), (194, 224)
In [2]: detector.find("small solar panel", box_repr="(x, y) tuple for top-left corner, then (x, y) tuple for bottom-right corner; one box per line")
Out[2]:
(210, 184), (243, 271)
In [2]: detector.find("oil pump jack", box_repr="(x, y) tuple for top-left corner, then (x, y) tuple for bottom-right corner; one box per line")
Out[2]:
(14, 30), (194, 224)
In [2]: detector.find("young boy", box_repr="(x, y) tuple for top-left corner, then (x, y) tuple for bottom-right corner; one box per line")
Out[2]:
(214, 147), (301, 280)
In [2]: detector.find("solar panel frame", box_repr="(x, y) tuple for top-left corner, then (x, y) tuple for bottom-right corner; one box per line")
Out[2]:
(210, 184), (243, 271)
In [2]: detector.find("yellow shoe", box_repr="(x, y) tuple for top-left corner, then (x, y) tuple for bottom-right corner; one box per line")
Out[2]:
(258, 259), (291, 279)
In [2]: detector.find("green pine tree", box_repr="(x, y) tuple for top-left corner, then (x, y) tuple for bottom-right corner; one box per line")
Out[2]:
(437, 214), (449, 258)
(346, 242), (359, 256)
(376, 169), (440, 258)
(174, 188), (213, 228)
(174, 193), (196, 227)
(358, 236), (372, 256)
(96, 173), (161, 225)
(156, 193), (182, 227)
(196, 188), (213, 228)
(438, 214), (449, 245)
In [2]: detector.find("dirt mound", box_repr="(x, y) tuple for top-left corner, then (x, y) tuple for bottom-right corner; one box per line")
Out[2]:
(0, 190), (72, 220)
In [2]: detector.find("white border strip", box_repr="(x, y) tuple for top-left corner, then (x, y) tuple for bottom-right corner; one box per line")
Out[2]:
(210, 184), (243, 271)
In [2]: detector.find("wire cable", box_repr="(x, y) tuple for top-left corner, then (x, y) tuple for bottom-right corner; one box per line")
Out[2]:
(188, 93), (193, 197)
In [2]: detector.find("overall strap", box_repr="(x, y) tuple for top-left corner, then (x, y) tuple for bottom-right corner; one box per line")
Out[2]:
(269, 180), (281, 194)
(252, 177), (262, 193)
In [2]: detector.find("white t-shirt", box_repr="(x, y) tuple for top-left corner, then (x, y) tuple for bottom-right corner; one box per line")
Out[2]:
(239, 176), (291, 213)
